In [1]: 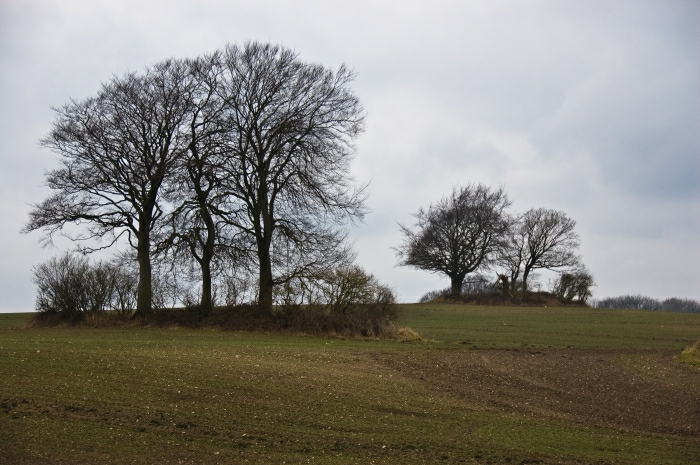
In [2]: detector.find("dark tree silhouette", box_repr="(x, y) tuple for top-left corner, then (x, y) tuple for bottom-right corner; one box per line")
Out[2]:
(396, 184), (511, 296)
(519, 208), (580, 293)
(551, 265), (595, 302)
(215, 43), (367, 310)
(23, 60), (192, 316)
(159, 52), (244, 312)
(496, 214), (526, 293)
(25, 43), (367, 314)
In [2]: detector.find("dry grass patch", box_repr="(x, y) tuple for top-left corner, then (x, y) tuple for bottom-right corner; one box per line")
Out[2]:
(394, 326), (421, 342)
(678, 340), (700, 367)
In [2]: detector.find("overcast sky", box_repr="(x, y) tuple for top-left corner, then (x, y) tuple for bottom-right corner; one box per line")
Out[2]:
(1, 0), (698, 312)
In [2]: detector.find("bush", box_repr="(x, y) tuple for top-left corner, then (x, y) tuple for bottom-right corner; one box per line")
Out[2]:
(133, 303), (406, 339)
(418, 288), (448, 303)
(274, 264), (398, 321)
(33, 253), (91, 315)
(418, 273), (494, 303)
(461, 274), (493, 294)
(31, 255), (415, 338)
(220, 272), (258, 306)
(139, 264), (402, 337)
(316, 265), (397, 318)
(32, 252), (137, 318)
(550, 267), (595, 303)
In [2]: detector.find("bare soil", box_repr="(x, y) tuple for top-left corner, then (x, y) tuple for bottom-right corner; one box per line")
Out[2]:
(374, 347), (700, 438)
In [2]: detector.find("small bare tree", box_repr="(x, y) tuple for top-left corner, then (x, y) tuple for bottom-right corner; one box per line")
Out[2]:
(519, 208), (580, 293)
(396, 184), (511, 296)
(496, 214), (526, 293)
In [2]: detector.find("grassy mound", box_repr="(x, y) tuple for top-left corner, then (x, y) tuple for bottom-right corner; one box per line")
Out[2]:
(431, 291), (589, 307)
(28, 304), (417, 340)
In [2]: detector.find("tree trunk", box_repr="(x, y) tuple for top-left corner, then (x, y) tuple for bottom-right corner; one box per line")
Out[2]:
(200, 256), (213, 312)
(521, 267), (531, 295)
(134, 205), (155, 317)
(509, 268), (520, 293)
(135, 230), (152, 317)
(258, 247), (274, 311)
(198, 201), (216, 313)
(450, 274), (464, 297)
(256, 176), (274, 311)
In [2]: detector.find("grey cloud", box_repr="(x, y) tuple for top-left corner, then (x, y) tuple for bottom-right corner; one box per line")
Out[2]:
(1, 0), (698, 311)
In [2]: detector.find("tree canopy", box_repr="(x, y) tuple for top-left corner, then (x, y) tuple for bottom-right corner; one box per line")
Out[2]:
(25, 42), (367, 314)
(24, 59), (192, 315)
(518, 208), (580, 292)
(396, 184), (511, 296)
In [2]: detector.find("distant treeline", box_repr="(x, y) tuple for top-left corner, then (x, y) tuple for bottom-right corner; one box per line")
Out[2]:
(593, 295), (700, 313)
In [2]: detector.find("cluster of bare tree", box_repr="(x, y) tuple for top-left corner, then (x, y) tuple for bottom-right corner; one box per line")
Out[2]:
(24, 42), (368, 316)
(593, 295), (700, 313)
(396, 184), (594, 301)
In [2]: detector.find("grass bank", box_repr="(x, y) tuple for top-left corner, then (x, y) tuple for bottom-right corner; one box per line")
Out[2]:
(401, 303), (700, 349)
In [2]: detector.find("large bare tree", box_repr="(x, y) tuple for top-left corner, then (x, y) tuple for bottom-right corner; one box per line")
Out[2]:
(518, 208), (580, 292)
(396, 184), (511, 296)
(24, 60), (192, 316)
(214, 43), (367, 310)
(158, 52), (241, 312)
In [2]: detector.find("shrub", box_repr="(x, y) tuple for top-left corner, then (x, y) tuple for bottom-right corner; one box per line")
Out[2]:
(220, 272), (258, 306)
(273, 264), (398, 321)
(317, 265), (397, 318)
(32, 252), (137, 317)
(461, 274), (493, 294)
(418, 273), (494, 303)
(31, 255), (413, 338)
(594, 295), (662, 310)
(135, 303), (407, 339)
(33, 253), (92, 315)
(550, 267), (595, 303)
(419, 288), (448, 303)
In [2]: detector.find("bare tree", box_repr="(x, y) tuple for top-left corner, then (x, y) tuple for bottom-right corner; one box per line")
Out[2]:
(158, 52), (248, 312)
(396, 184), (511, 296)
(23, 60), (192, 316)
(25, 43), (366, 315)
(519, 208), (580, 293)
(496, 214), (526, 293)
(214, 43), (367, 311)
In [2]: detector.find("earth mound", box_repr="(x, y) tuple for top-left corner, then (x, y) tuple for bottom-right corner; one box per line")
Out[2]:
(431, 291), (589, 307)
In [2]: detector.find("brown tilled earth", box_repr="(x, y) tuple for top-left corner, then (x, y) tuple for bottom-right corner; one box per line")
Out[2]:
(374, 348), (700, 438)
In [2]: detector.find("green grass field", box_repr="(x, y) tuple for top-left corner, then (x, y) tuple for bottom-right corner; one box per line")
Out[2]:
(404, 303), (700, 348)
(1, 305), (699, 464)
